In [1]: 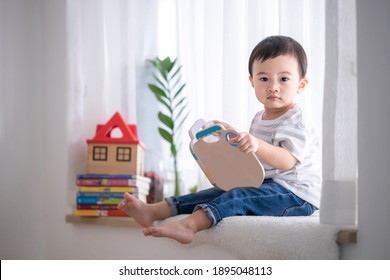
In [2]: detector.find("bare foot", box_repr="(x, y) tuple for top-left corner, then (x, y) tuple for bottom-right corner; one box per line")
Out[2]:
(143, 220), (196, 244)
(117, 193), (157, 227)
(143, 210), (212, 244)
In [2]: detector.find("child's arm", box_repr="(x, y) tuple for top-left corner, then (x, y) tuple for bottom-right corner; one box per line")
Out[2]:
(228, 132), (297, 171)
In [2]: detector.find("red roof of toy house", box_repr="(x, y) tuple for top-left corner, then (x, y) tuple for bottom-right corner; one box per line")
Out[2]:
(87, 112), (144, 147)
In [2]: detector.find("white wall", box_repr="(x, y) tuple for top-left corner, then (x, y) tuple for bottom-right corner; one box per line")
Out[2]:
(0, 0), (48, 259)
(1, 0), (390, 260)
(340, 0), (390, 259)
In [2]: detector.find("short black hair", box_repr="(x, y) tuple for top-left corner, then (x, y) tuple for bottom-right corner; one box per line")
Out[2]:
(248, 35), (307, 78)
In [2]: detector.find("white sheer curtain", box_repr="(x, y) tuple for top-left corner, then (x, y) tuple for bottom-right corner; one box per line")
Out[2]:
(171, 0), (325, 190)
(66, 0), (162, 183)
(67, 0), (136, 124)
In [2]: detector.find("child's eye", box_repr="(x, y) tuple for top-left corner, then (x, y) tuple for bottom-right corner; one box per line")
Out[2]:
(281, 77), (289, 82)
(259, 77), (268, 82)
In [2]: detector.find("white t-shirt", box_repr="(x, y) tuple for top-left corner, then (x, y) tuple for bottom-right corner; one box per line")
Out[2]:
(249, 105), (322, 208)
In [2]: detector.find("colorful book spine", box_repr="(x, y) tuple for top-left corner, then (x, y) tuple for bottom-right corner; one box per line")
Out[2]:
(76, 197), (123, 205)
(76, 178), (149, 187)
(77, 186), (139, 193)
(73, 173), (151, 216)
(73, 209), (127, 217)
(77, 174), (151, 183)
(77, 204), (119, 210)
(77, 192), (128, 198)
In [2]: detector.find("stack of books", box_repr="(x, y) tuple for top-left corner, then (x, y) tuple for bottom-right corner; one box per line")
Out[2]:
(73, 174), (151, 217)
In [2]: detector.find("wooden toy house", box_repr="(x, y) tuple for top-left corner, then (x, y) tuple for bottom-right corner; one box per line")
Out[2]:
(86, 112), (145, 175)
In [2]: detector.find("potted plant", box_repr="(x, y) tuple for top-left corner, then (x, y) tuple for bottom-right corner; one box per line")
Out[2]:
(147, 57), (189, 196)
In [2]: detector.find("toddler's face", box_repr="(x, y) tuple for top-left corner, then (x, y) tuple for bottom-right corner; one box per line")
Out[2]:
(249, 55), (307, 112)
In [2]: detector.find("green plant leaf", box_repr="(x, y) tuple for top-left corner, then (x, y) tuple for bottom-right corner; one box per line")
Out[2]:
(158, 112), (174, 130)
(160, 57), (170, 73)
(150, 58), (168, 81)
(173, 96), (186, 111)
(170, 65), (182, 80)
(148, 84), (168, 100)
(146, 58), (158, 68)
(148, 84), (172, 113)
(158, 127), (173, 144)
(174, 104), (187, 121)
(155, 96), (172, 114)
(175, 111), (189, 132)
(162, 57), (176, 73)
(171, 77), (182, 93)
(173, 84), (186, 100)
(153, 74), (168, 91)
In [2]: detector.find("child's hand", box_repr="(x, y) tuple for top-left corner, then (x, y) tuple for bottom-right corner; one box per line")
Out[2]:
(228, 132), (260, 154)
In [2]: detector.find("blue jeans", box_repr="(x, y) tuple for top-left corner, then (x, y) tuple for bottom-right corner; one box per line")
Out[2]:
(165, 179), (316, 227)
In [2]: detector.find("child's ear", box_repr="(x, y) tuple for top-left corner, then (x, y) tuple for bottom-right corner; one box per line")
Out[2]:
(249, 75), (254, 88)
(298, 77), (308, 93)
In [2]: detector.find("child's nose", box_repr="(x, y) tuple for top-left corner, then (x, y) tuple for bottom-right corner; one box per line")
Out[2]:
(268, 83), (280, 92)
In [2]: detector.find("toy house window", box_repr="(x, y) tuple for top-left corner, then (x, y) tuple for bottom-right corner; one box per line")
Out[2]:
(117, 147), (131, 162)
(93, 146), (108, 161)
